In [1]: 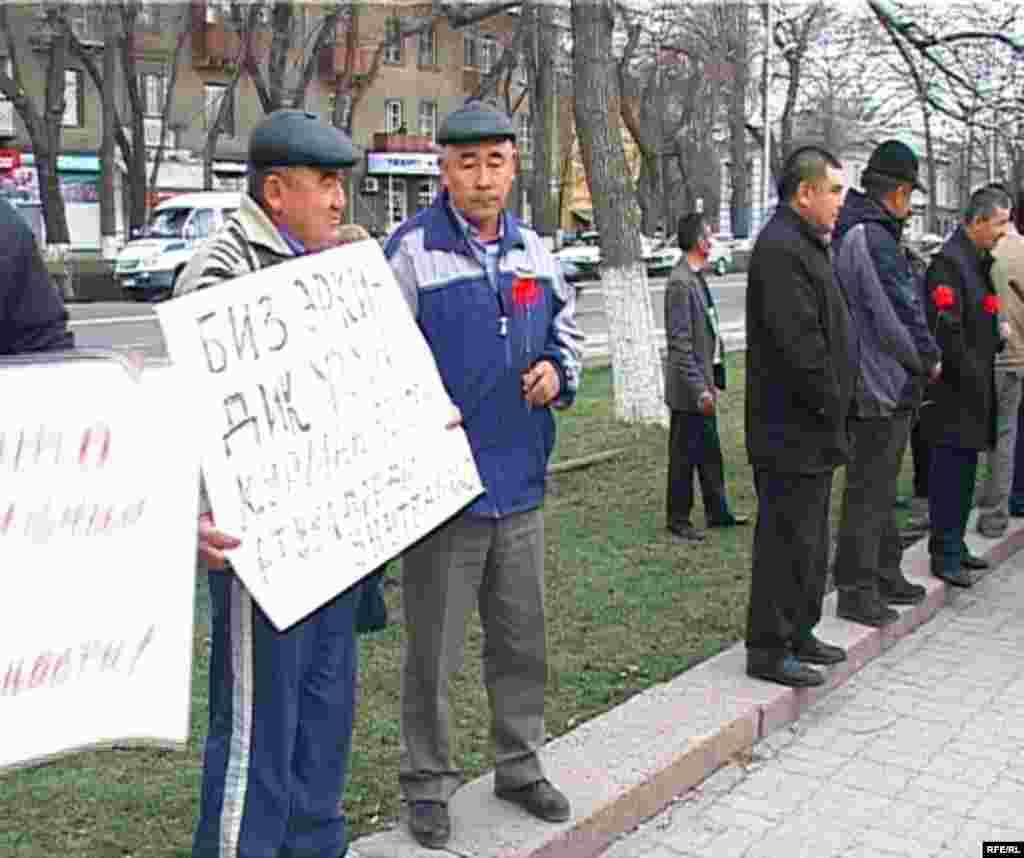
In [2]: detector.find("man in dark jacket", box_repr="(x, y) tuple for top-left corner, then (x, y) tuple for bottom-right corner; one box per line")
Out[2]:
(922, 184), (1012, 587)
(831, 141), (940, 628)
(745, 146), (857, 688)
(0, 197), (73, 354)
(664, 211), (748, 541)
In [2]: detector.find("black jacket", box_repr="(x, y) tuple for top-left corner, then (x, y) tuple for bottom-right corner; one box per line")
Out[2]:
(920, 226), (999, 451)
(745, 205), (858, 473)
(0, 198), (73, 354)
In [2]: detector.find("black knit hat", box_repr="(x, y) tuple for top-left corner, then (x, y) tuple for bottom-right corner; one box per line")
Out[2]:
(436, 100), (516, 146)
(249, 109), (357, 170)
(864, 140), (926, 193)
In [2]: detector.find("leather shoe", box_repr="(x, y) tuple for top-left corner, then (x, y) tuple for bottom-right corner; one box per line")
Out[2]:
(961, 552), (990, 571)
(793, 634), (846, 666)
(836, 589), (899, 627)
(931, 562), (974, 588)
(408, 800), (450, 849)
(878, 571), (927, 605)
(746, 654), (824, 687)
(667, 524), (705, 542)
(496, 779), (571, 822)
(708, 515), (750, 528)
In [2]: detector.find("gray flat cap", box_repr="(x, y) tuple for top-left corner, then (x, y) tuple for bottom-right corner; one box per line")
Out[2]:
(249, 109), (357, 170)
(436, 100), (516, 146)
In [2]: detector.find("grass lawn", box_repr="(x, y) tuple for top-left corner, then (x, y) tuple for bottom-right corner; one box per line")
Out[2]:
(0, 352), (920, 856)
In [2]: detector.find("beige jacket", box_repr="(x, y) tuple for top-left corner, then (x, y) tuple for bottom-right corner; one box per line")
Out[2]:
(993, 224), (1024, 370)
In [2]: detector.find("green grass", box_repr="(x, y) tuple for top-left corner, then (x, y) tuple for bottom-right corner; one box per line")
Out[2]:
(0, 353), (920, 855)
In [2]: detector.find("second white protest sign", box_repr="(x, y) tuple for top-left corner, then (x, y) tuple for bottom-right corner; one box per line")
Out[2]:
(157, 239), (483, 630)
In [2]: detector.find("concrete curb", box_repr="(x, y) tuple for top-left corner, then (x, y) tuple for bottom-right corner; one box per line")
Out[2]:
(350, 514), (1024, 858)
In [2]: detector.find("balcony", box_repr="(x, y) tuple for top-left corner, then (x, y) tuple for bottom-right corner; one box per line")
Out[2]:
(371, 132), (436, 154)
(0, 100), (15, 138)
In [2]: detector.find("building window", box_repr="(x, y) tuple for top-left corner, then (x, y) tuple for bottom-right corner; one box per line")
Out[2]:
(417, 178), (439, 211)
(418, 101), (436, 141)
(481, 36), (497, 74)
(204, 82), (235, 137)
(385, 99), (404, 134)
(464, 31), (479, 68)
(418, 24), (437, 67)
(62, 69), (83, 128)
(517, 113), (531, 158)
(384, 17), (403, 64)
(388, 177), (408, 231)
(140, 72), (165, 117)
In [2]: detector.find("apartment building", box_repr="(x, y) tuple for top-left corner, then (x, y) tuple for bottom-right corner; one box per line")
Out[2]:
(0, 1), (527, 248)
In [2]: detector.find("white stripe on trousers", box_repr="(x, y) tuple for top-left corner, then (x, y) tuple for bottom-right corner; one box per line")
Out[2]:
(219, 577), (254, 857)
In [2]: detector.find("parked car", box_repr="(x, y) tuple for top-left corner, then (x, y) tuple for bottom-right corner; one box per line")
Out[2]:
(643, 234), (733, 277)
(555, 230), (602, 280)
(114, 192), (241, 301)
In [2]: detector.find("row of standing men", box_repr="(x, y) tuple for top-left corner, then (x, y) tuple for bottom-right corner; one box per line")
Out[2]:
(662, 138), (1021, 688)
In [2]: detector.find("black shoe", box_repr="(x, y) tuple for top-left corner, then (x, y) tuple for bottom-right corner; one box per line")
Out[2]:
(667, 524), (705, 542)
(496, 779), (571, 822)
(836, 589), (900, 627)
(793, 634), (846, 666)
(746, 654), (825, 687)
(878, 572), (927, 605)
(931, 560), (974, 588)
(408, 800), (450, 849)
(961, 551), (990, 571)
(708, 514), (750, 528)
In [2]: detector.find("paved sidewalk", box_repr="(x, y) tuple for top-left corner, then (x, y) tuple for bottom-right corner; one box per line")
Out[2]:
(598, 550), (1024, 858)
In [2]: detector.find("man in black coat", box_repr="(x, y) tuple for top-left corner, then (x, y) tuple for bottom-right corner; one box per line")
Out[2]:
(664, 211), (748, 541)
(922, 185), (1012, 587)
(0, 197), (73, 354)
(745, 146), (857, 688)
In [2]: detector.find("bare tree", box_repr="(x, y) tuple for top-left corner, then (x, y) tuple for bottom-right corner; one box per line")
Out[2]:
(571, 0), (665, 425)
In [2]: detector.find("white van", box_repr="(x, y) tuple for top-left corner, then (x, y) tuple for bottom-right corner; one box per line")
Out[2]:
(115, 192), (241, 301)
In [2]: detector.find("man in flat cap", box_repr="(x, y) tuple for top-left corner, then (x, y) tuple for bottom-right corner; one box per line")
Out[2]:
(176, 109), (372, 858)
(386, 100), (583, 848)
(830, 139), (938, 629)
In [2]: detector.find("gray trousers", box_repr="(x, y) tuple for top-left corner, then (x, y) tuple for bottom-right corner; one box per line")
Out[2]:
(834, 413), (912, 593)
(978, 368), (1024, 517)
(399, 508), (547, 802)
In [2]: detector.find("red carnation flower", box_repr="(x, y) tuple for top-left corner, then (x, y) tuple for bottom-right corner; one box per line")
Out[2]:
(983, 294), (1000, 315)
(512, 271), (540, 308)
(932, 286), (955, 311)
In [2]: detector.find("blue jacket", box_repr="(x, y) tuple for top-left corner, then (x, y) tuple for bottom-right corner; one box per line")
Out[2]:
(833, 190), (938, 415)
(385, 191), (583, 518)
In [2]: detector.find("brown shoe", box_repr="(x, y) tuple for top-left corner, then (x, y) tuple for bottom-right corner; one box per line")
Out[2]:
(496, 779), (571, 822)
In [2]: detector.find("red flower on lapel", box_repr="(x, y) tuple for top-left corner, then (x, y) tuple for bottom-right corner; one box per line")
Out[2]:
(512, 270), (540, 308)
(932, 285), (955, 311)
(983, 294), (1001, 315)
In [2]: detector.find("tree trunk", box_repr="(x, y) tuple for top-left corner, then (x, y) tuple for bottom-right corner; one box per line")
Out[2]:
(727, 5), (750, 237)
(100, 4), (118, 259)
(571, 0), (665, 426)
(525, 1), (557, 238)
(921, 102), (938, 233)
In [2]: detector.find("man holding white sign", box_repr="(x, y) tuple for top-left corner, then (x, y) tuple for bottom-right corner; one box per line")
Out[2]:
(172, 110), (368, 858)
(386, 101), (583, 848)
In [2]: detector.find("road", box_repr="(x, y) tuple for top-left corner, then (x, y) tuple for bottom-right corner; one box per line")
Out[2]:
(66, 272), (749, 364)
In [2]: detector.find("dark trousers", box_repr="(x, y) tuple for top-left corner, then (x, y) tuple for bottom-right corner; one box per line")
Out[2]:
(927, 444), (979, 571)
(746, 468), (833, 655)
(1011, 398), (1024, 512)
(911, 414), (931, 498)
(834, 414), (912, 593)
(666, 410), (729, 529)
(193, 574), (359, 858)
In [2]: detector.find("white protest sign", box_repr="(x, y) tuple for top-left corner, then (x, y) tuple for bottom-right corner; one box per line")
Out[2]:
(156, 239), (483, 631)
(0, 356), (199, 771)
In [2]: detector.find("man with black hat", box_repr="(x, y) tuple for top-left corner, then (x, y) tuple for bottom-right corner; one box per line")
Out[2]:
(830, 139), (940, 629)
(176, 109), (371, 858)
(922, 184), (1012, 587)
(385, 101), (582, 848)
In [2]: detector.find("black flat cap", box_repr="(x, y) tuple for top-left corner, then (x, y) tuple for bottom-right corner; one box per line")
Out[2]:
(436, 100), (516, 146)
(249, 109), (357, 170)
(865, 139), (926, 193)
